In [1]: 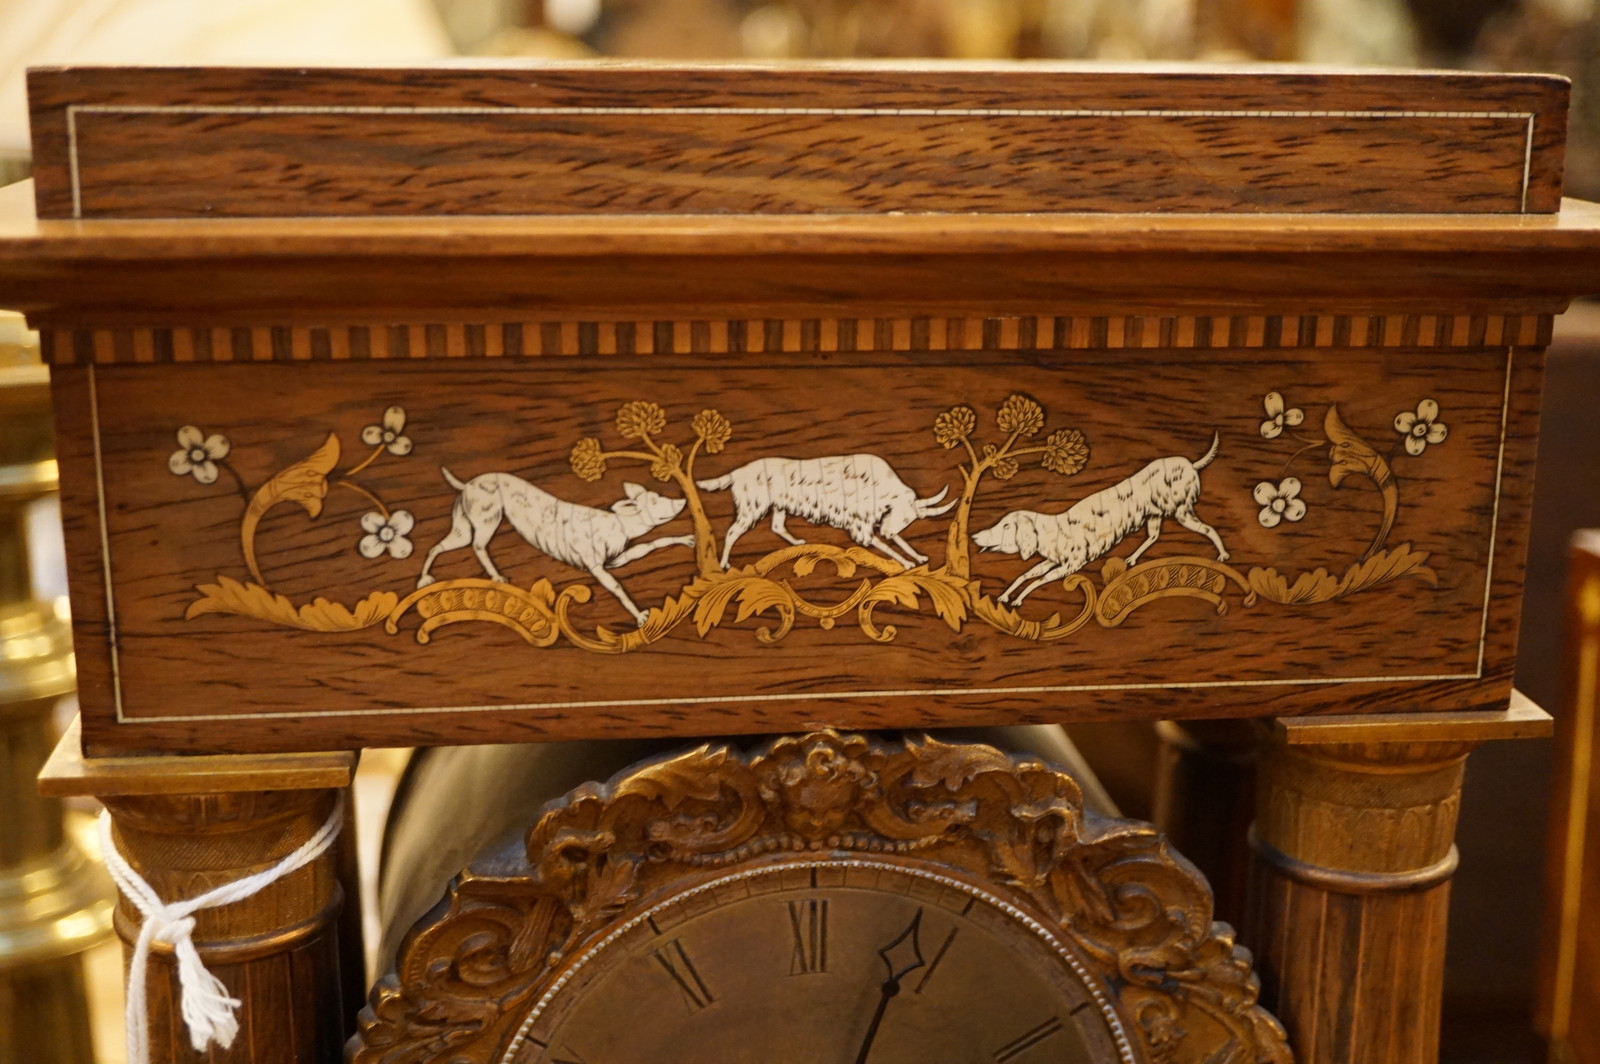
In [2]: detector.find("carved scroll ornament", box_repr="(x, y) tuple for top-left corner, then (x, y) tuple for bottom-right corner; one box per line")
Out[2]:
(351, 731), (1290, 1064)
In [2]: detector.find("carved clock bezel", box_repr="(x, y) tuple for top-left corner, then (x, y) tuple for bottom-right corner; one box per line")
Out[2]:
(351, 731), (1291, 1064)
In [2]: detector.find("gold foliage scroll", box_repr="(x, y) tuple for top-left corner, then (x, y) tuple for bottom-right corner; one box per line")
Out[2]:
(185, 574), (397, 632)
(183, 393), (1450, 651)
(238, 433), (339, 585)
(1246, 543), (1437, 606)
(1324, 404), (1399, 558)
(363, 542), (1436, 651)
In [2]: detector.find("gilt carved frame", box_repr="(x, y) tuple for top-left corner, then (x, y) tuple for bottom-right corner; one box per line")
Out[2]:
(352, 731), (1290, 1063)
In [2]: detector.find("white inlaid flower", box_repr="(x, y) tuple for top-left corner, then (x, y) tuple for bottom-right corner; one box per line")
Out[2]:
(1254, 478), (1307, 528)
(359, 510), (414, 560)
(1394, 399), (1447, 456)
(1258, 392), (1304, 439)
(167, 426), (231, 484)
(361, 406), (412, 456)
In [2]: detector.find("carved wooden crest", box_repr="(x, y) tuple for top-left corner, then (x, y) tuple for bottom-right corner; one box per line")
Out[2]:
(352, 731), (1289, 1063)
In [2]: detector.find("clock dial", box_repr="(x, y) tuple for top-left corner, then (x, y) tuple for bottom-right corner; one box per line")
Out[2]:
(505, 859), (1133, 1064)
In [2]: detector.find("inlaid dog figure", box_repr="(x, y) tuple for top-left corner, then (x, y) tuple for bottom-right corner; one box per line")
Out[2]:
(972, 433), (1229, 606)
(697, 454), (956, 569)
(416, 469), (693, 626)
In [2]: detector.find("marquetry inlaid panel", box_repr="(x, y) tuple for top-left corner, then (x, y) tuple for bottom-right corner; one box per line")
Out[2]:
(16, 64), (1587, 755)
(49, 326), (1540, 752)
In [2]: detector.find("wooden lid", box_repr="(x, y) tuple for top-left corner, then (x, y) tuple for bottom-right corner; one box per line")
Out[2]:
(2, 64), (1598, 322)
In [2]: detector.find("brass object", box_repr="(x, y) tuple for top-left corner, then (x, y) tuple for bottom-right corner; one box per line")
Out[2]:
(1544, 561), (1600, 1054)
(354, 730), (1290, 1063)
(0, 311), (110, 1064)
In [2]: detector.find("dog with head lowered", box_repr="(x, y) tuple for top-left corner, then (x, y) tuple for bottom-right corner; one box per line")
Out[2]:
(415, 468), (693, 627)
(972, 433), (1229, 606)
(696, 453), (955, 570)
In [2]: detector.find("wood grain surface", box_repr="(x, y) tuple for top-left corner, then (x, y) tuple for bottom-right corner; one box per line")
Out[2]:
(25, 65), (1568, 220)
(52, 339), (1538, 753)
(7, 181), (1600, 326)
(1248, 736), (1474, 1064)
(8, 66), (1596, 757)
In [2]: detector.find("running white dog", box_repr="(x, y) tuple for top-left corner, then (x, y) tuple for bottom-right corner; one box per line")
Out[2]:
(415, 469), (693, 626)
(696, 453), (955, 569)
(972, 434), (1229, 606)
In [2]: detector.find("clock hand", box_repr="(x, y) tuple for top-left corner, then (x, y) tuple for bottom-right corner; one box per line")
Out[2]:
(850, 977), (898, 1064)
(852, 910), (927, 1064)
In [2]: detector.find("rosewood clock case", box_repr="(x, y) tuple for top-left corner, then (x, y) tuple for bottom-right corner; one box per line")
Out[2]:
(4, 65), (1597, 757)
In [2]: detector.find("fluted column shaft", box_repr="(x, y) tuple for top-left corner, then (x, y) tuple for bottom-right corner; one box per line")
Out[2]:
(1248, 733), (1472, 1064)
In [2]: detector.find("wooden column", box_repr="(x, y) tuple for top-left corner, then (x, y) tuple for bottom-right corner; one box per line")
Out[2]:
(1247, 703), (1551, 1064)
(39, 723), (359, 1064)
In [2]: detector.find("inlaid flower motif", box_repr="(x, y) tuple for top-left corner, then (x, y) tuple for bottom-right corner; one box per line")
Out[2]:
(1394, 399), (1447, 456)
(933, 405), (976, 448)
(1258, 392), (1304, 439)
(1041, 428), (1089, 475)
(691, 409), (732, 454)
(1254, 478), (1307, 528)
(167, 426), (231, 484)
(996, 394), (1044, 438)
(650, 443), (683, 483)
(358, 510), (414, 560)
(983, 444), (1020, 481)
(361, 406), (412, 456)
(615, 400), (667, 440)
(570, 437), (606, 482)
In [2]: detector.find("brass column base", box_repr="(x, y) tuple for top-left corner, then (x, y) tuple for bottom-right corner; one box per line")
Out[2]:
(0, 815), (112, 1064)
(3, 310), (111, 1064)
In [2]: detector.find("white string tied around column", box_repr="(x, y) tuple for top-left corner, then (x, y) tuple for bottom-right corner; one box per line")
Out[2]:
(97, 793), (345, 1064)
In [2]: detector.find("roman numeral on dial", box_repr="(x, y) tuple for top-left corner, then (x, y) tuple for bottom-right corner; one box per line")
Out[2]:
(787, 898), (829, 975)
(992, 1016), (1064, 1062)
(529, 1037), (589, 1063)
(650, 939), (716, 1014)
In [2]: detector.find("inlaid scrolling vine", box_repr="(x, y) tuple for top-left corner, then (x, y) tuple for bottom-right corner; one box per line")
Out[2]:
(173, 390), (1445, 652)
